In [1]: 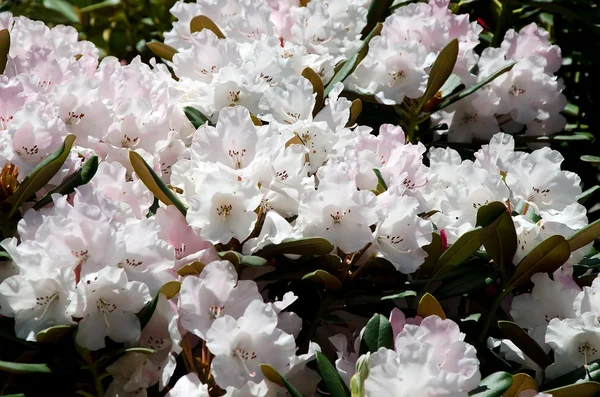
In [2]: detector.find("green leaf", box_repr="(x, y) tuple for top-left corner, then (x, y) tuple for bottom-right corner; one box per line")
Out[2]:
(9, 134), (76, 217)
(581, 155), (600, 163)
(380, 290), (417, 301)
(324, 23), (383, 98)
(42, 0), (80, 24)
(315, 351), (351, 397)
(35, 325), (75, 343)
(255, 237), (334, 258)
(146, 42), (177, 61)
(359, 313), (394, 355)
(129, 151), (187, 216)
(419, 39), (459, 112)
(541, 360), (600, 390)
(579, 185), (600, 205)
(346, 99), (362, 127)
(435, 62), (516, 112)
(434, 267), (497, 300)
(79, 0), (120, 13)
(176, 261), (206, 276)
(184, 106), (211, 129)
(302, 269), (342, 290)
(544, 382), (600, 397)
(372, 169), (388, 192)
(260, 364), (304, 397)
(190, 15), (225, 38)
(361, 0), (393, 37)
(0, 360), (51, 374)
(302, 67), (324, 116)
(158, 280), (181, 299)
(137, 293), (159, 330)
(497, 321), (552, 368)
(507, 235), (571, 290)
(0, 29), (9, 74)
(218, 251), (268, 267)
(33, 155), (99, 209)
(433, 227), (483, 277)
(476, 202), (517, 270)
(468, 371), (513, 396)
(568, 218), (600, 252)
(415, 233), (443, 278)
(417, 293), (447, 319)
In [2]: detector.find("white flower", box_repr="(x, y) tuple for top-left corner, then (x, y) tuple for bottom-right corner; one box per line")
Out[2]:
(68, 266), (151, 350)
(179, 260), (261, 339)
(165, 373), (209, 397)
(206, 300), (297, 389)
(0, 267), (76, 341)
(296, 160), (377, 253)
(375, 189), (433, 273)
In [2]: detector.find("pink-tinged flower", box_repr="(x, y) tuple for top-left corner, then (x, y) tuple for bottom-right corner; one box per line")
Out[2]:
(165, 373), (209, 397)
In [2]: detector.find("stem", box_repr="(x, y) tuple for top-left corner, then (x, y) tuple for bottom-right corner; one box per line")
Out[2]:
(477, 291), (506, 345)
(301, 295), (332, 352)
(91, 362), (105, 397)
(405, 116), (418, 144)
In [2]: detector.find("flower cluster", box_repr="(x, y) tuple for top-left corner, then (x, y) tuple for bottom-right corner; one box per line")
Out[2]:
(0, 1), (596, 397)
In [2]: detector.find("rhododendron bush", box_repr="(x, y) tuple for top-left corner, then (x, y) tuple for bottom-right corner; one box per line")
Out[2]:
(0, 1), (599, 397)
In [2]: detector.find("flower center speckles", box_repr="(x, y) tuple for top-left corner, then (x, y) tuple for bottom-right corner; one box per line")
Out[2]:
(472, 200), (489, 209)
(72, 250), (89, 266)
(34, 292), (59, 321)
(199, 65), (217, 76)
(125, 258), (144, 267)
(228, 90), (240, 103)
(259, 72), (273, 83)
(388, 70), (405, 86)
(527, 186), (550, 202)
(0, 115), (13, 129)
(209, 305), (225, 319)
(66, 111), (85, 125)
(579, 342), (598, 366)
(121, 134), (140, 148)
(509, 85), (526, 96)
(386, 235), (404, 245)
(326, 210), (351, 230)
(97, 298), (117, 328)
(228, 148), (247, 169)
(174, 244), (186, 260)
(275, 170), (289, 180)
(16, 144), (39, 158)
(260, 199), (273, 212)
(146, 335), (168, 351)
(235, 348), (257, 360)
(216, 204), (233, 218)
(462, 113), (477, 124)
(286, 111), (301, 121)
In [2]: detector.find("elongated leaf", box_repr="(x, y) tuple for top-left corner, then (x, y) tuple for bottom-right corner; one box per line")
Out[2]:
(260, 364), (304, 397)
(359, 314), (394, 355)
(416, 233), (443, 278)
(579, 186), (600, 205)
(381, 290), (417, 301)
(256, 237), (334, 257)
(146, 42), (177, 61)
(468, 372), (513, 396)
(43, 0), (80, 24)
(219, 251), (268, 267)
(137, 293), (159, 330)
(324, 23), (382, 97)
(33, 155), (98, 209)
(417, 293), (446, 319)
(35, 325), (75, 343)
(507, 235), (571, 289)
(581, 155), (600, 163)
(568, 218), (600, 252)
(503, 373), (537, 397)
(544, 382), (600, 397)
(542, 360), (600, 390)
(190, 15), (225, 38)
(158, 280), (181, 299)
(316, 351), (350, 397)
(9, 134), (76, 216)
(435, 62), (516, 112)
(302, 67), (324, 116)
(346, 99), (362, 127)
(476, 202), (517, 270)
(498, 321), (552, 368)
(434, 267), (497, 300)
(433, 227), (483, 277)
(79, 0), (120, 13)
(129, 151), (187, 215)
(0, 360), (51, 374)
(419, 39), (459, 111)
(184, 106), (211, 129)
(361, 0), (393, 37)
(302, 270), (342, 290)
(0, 29), (10, 74)
(372, 168), (388, 192)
